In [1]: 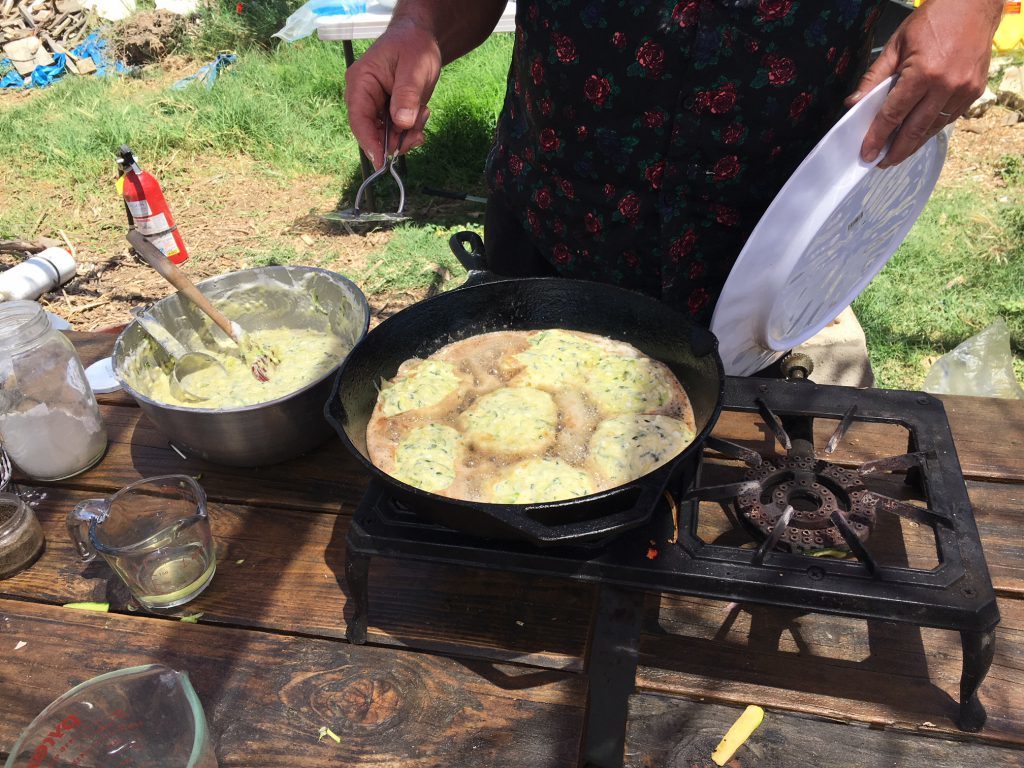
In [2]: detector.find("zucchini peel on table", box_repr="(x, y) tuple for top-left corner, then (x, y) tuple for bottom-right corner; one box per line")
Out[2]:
(62, 602), (110, 612)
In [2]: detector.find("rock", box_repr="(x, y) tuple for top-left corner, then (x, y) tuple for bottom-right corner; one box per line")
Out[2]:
(75, 56), (97, 75)
(990, 55), (1015, 75)
(997, 65), (1024, 114)
(2, 36), (48, 76)
(967, 87), (997, 118)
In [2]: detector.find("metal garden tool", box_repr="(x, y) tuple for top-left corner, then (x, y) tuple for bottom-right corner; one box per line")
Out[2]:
(126, 230), (280, 383)
(321, 112), (409, 227)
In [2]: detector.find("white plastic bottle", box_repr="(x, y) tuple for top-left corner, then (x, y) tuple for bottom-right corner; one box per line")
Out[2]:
(0, 247), (77, 302)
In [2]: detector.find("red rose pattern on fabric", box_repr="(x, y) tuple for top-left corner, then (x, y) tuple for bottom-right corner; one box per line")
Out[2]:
(486, 0), (882, 324)
(583, 74), (612, 107)
(636, 39), (667, 78)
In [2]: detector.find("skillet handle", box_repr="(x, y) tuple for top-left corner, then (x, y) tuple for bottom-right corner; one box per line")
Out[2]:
(448, 231), (508, 288)
(449, 231), (487, 271)
(503, 480), (667, 545)
(323, 371), (347, 436)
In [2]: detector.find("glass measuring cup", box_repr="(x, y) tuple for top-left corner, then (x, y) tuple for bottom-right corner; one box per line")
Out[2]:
(4, 664), (218, 768)
(67, 475), (215, 610)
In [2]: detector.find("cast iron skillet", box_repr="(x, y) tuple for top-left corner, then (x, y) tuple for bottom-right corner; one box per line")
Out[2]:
(325, 231), (725, 545)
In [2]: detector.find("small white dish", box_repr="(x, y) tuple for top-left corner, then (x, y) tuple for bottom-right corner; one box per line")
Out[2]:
(710, 76), (948, 376)
(86, 356), (122, 394)
(46, 311), (71, 331)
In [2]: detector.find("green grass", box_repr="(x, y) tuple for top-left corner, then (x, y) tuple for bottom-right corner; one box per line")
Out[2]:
(355, 224), (474, 294)
(997, 153), (1024, 186)
(0, 39), (356, 185)
(185, 0), (298, 55)
(854, 185), (1024, 389)
(0, 32), (511, 194)
(1, 20), (1020, 390)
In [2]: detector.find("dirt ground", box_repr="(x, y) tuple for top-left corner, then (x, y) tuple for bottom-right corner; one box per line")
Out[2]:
(0, 153), (473, 331)
(110, 10), (191, 66)
(940, 105), (1024, 189)
(2, 54), (1022, 332)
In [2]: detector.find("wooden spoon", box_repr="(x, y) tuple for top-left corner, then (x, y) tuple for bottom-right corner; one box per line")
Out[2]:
(126, 230), (279, 382)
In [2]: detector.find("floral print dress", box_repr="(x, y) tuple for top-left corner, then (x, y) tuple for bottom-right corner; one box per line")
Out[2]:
(485, 0), (885, 325)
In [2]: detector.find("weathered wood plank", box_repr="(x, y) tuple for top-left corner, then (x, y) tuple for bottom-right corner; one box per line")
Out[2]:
(968, 481), (1024, 598)
(0, 487), (592, 671)
(53, 404), (1024, 558)
(42, 404), (366, 514)
(941, 394), (1024, 484)
(0, 599), (587, 767)
(66, 330), (119, 369)
(635, 594), (1024, 747)
(623, 694), (1024, 768)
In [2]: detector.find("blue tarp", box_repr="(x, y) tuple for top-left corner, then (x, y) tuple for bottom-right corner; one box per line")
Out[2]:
(0, 53), (65, 89)
(72, 32), (131, 78)
(0, 57), (21, 89)
(170, 52), (237, 90)
(0, 33), (129, 90)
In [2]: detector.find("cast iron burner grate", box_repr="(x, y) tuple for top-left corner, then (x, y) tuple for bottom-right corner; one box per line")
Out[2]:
(343, 376), (1000, 766)
(735, 454), (877, 552)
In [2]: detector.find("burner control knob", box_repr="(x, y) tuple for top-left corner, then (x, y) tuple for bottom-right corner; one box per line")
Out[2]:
(781, 352), (814, 380)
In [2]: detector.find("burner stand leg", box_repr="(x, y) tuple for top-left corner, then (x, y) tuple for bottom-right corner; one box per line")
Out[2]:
(958, 629), (995, 732)
(583, 585), (645, 768)
(344, 543), (371, 645)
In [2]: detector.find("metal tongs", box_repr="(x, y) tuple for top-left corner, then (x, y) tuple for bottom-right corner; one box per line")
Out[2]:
(323, 111), (409, 226)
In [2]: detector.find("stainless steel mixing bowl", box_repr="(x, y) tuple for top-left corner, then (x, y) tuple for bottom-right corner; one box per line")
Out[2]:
(112, 266), (370, 466)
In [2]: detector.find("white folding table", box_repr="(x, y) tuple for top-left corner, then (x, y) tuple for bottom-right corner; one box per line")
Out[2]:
(316, 2), (517, 50)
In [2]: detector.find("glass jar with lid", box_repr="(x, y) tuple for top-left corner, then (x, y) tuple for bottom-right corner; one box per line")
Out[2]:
(0, 492), (44, 579)
(0, 301), (108, 480)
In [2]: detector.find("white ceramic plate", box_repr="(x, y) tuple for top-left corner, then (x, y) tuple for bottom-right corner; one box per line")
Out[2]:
(710, 76), (948, 376)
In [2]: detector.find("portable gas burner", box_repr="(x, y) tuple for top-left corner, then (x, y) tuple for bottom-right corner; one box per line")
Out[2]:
(342, 372), (999, 767)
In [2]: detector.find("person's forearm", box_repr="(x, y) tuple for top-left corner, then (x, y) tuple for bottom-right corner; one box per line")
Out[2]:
(390, 0), (508, 64)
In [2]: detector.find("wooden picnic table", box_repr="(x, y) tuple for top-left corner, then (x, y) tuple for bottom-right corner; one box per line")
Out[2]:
(1, 331), (1022, 767)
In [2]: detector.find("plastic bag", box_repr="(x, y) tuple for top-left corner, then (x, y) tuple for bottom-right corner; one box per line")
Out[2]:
(923, 318), (1024, 399)
(272, 0), (366, 42)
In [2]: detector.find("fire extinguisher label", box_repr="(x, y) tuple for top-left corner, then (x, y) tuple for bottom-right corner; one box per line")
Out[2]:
(148, 231), (181, 258)
(134, 213), (170, 235)
(126, 200), (153, 217)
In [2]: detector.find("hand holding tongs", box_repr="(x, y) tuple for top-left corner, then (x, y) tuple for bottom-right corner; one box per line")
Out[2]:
(323, 106), (410, 225)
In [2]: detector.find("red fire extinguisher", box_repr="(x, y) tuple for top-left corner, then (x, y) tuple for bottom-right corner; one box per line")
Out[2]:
(116, 145), (189, 264)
